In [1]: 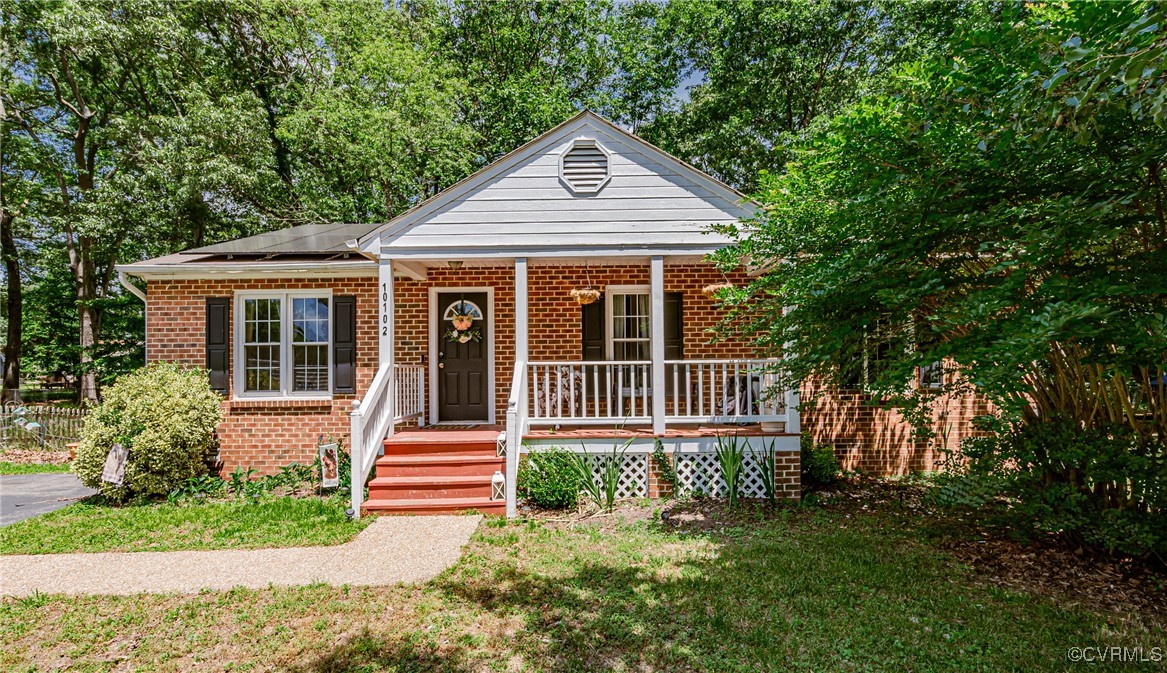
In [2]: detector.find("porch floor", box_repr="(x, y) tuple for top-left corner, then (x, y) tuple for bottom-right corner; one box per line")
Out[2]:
(525, 425), (797, 439)
(387, 424), (797, 442)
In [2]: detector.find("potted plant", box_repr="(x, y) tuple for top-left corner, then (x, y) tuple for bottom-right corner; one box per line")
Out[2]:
(569, 288), (601, 305)
(701, 282), (734, 299)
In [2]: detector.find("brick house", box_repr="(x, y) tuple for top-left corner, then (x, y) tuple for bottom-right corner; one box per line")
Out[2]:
(118, 111), (986, 517)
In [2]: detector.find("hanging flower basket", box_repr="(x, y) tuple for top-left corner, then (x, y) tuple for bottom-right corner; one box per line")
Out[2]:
(701, 282), (734, 299)
(451, 315), (474, 331)
(570, 288), (601, 305)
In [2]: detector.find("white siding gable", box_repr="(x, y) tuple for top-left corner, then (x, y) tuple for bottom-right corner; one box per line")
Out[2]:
(368, 112), (755, 258)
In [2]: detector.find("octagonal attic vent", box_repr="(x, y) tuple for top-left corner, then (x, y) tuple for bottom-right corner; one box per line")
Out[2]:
(560, 139), (611, 194)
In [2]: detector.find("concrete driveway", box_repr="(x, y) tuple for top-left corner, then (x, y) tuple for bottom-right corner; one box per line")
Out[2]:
(0, 473), (97, 526)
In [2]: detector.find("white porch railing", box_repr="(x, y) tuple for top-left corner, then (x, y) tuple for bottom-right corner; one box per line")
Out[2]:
(503, 360), (529, 518)
(394, 364), (426, 425)
(525, 358), (789, 426)
(527, 361), (652, 424)
(664, 359), (786, 423)
(349, 363), (427, 518)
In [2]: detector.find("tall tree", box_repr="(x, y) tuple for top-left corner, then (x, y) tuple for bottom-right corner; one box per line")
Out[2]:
(632, 0), (966, 192)
(713, 2), (1166, 432)
(2, 0), (188, 401)
(438, 0), (618, 161)
(0, 157), (22, 402)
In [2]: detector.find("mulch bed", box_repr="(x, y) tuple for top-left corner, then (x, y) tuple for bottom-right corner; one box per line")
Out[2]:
(0, 449), (71, 465)
(819, 477), (1167, 631)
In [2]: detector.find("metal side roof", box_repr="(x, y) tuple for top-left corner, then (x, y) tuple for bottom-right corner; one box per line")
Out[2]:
(183, 222), (382, 255)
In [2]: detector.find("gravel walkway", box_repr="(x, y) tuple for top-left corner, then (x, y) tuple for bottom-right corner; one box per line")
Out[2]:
(0, 514), (481, 597)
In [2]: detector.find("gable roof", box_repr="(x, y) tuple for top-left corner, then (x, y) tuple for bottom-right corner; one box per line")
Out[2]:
(358, 110), (755, 258)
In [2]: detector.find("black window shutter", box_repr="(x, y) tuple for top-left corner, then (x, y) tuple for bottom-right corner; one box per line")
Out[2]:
(665, 292), (684, 360)
(205, 297), (230, 395)
(581, 296), (605, 361)
(333, 295), (357, 393)
(664, 293), (684, 395)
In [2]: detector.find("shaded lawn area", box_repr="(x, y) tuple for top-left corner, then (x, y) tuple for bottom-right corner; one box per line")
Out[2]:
(2, 494), (1162, 671)
(0, 461), (72, 475)
(0, 496), (370, 554)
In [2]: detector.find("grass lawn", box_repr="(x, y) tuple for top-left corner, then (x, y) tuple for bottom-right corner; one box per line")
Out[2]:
(0, 496), (371, 554)
(1, 484), (1162, 672)
(0, 461), (72, 475)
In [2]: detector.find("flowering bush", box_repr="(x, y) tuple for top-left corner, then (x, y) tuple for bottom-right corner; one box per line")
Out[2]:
(73, 364), (222, 501)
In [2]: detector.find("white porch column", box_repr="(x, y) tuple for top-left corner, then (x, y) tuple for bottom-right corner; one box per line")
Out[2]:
(783, 304), (800, 434)
(506, 258), (528, 519)
(650, 256), (666, 435)
(379, 258), (395, 442)
(514, 258), (528, 363)
(378, 259), (394, 366)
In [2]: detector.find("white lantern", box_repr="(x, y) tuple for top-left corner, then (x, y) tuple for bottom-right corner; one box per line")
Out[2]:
(491, 470), (505, 501)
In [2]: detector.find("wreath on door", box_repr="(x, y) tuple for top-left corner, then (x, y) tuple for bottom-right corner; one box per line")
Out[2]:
(444, 297), (483, 343)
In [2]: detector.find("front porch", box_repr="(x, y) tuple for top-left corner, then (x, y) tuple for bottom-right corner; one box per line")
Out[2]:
(348, 257), (800, 518)
(359, 422), (801, 516)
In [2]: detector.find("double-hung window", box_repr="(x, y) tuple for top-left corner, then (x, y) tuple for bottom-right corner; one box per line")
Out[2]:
(238, 292), (331, 397)
(607, 287), (651, 361)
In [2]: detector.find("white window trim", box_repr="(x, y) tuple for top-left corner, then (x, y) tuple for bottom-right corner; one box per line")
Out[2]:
(234, 289), (334, 400)
(605, 285), (652, 361)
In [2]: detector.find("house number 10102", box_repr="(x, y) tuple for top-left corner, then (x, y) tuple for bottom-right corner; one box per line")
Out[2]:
(381, 282), (389, 336)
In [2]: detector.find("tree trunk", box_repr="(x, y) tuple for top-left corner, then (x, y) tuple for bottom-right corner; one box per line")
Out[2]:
(72, 235), (100, 404)
(1, 207), (21, 403)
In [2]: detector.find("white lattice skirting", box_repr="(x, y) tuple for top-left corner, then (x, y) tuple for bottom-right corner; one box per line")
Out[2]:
(585, 453), (649, 499)
(674, 452), (771, 498)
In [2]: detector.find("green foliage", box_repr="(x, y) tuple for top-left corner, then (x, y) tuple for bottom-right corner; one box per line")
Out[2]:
(651, 438), (676, 490)
(572, 437), (632, 513)
(518, 446), (583, 510)
(751, 438), (778, 507)
(713, 2), (1167, 440)
(0, 496), (368, 555)
(72, 364), (221, 501)
(572, 450), (604, 511)
(0, 462), (72, 475)
(961, 420), (1167, 557)
(714, 433), (746, 508)
(167, 474), (227, 504)
(634, 0), (969, 191)
(800, 435), (840, 489)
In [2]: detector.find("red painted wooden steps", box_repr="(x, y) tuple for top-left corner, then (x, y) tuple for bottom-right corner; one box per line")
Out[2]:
(364, 427), (506, 516)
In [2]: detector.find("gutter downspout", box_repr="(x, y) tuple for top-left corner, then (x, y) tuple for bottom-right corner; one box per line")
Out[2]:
(119, 270), (147, 363)
(118, 270), (147, 302)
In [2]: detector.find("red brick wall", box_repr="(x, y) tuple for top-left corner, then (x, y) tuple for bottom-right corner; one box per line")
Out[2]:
(146, 277), (378, 473)
(145, 264), (988, 477)
(800, 379), (994, 475)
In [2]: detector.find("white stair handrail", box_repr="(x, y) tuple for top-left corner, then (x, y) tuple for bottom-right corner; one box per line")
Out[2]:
(350, 362), (395, 518)
(504, 360), (528, 518)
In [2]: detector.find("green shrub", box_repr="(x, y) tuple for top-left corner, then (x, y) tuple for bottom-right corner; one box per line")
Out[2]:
(962, 419), (1167, 557)
(73, 364), (221, 501)
(800, 434), (841, 488)
(715, 433), (746, 508)
(518, 447), (583, 510)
